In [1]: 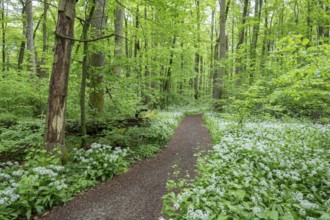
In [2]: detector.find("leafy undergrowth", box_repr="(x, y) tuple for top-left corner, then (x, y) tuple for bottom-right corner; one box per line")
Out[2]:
(162, 113), (330, 220)
(0, 111), (183, 220)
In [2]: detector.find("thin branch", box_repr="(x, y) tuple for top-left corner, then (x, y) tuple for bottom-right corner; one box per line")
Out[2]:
(105, 86), (122, 114)
(55, 32), (130, 43)
(33, 13), (43, 40)
(55, 32), (115, 42)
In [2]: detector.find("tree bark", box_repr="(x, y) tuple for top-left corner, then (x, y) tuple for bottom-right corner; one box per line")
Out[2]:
(249, 0), (262, 82)
(113, 3), (123, 75)
(26, 0), (36, 74)
(80, 3), (95, 148)
(194, 0), (200, 100)
(162, 36), (176, 108)
(89, 0), (107, 111)
(18, 4), (26, 70)
(45, 0), (76, 160)
(37, 0), (49, 78)
(213, 0), (227, 102)
(1, 0), (5, 72)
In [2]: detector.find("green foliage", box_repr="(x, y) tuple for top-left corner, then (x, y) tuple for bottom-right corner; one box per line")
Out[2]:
(162, 113), (330, 219)
(223, 35), (330, 122)
(0, 143), (129, 219)
(70, 143), (129, 181)
(0, 74), (48, 118)
(0, 119), (43, 161)
(0, 111), (183, 219)
(130, 144), (160, 159)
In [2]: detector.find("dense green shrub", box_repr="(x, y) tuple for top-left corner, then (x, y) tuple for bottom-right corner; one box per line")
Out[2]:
(222, 36), (330, 121)
(0, 120), (44, 161)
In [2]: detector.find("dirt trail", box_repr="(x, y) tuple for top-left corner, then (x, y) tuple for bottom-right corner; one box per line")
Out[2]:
(42, 114), (211, 220)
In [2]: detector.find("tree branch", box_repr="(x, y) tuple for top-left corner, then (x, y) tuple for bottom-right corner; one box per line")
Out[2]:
(55, 32), (115, 42)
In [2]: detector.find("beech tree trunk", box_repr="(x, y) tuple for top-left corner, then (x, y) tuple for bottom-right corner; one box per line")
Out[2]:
(1, 0), (5, 72)
(45, 0), (76, 159)
(18, 4), (26, 70)
(89, 0), (107, 111)
(213, 0), (227, 101)
(80, 4), (95, 148)
(250, 0), (262, 82)
(235, 0), (249, 76)
(26, 0), (36, 74)
(37, 0), (49, 78)
(113, 4), (123, 75)
(194, 0), (200, 100)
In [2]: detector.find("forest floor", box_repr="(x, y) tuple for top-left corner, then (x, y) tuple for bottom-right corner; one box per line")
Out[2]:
(41, 114), (211, 220)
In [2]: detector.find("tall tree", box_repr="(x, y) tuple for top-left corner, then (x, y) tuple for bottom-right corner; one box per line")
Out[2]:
(249, 0), (263, 82)
(18, 1), (26, 70)
(235, 0), (249, 76)
(113, 3), (124, 75)
(45, 0), (77, 159)
(1, 0), (5, 72)
(194, 0), (201, 100)
(89, 0), (107, 111)
(80, 1), (95, 148)
(37, 0), (50, 78)
(26, 0), (36, 74)
(213, 0), (227, 102)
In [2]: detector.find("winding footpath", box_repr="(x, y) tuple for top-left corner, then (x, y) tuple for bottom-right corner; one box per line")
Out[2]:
(42, 114), (211, 220)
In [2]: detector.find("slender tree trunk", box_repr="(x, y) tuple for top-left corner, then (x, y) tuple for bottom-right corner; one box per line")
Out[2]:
(37, 0), (49, 78)
(80, 4), (95, 148)
(249, 0), (262, 83)
(26, 0), (36, 74)
(113, 4), (123, 75)
(89, 0), (107, 111)
(1, 0), (5, 72)
(306, 0), (312, 46)
(237, 0), (249, 50)
(213, 0), (227, 103)
(45, 0), (76, 160)
(235, 0), (249, 76)
(162, 36), (176, 108)
(18, 5), (26, 70)
(194, 0), (200, 100)
(134, 7), (140, 59)
(143, 5), (151, 104)
(260, 0), (269, 69)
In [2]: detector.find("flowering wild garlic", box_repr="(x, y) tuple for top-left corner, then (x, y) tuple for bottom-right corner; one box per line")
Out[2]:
(162, 113), (330, 219)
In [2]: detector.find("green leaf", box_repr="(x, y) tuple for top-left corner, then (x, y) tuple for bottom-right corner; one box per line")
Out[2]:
(26, 208), (32, 220)
(217, 214), (228, 220)
(320, 213), (330, 220)
(269, 210), (279, 220)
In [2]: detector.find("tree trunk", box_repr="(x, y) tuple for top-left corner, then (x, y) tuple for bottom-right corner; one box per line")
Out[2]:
(249, 0), (262, 82)
(26, 0), (36, 74)
(113, 4), (123, 75)
(45, 0), (76, 160)
(260, 0), (269, 69)
(162, 36), (176, 108)
(235, 0), (249, 76)
(89, 0), (107, 111)
(80, 3), (95, 148)
(1, 0), (5, 72)
(194, 0), (200, 100)
(213, 0), (227, 102)
(18, 5), (26, 70)
(306, 0), (312, 46)
(37, 0), (49, 78)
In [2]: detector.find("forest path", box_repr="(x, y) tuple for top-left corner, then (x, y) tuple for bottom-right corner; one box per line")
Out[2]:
(42, 114), (211, 220)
